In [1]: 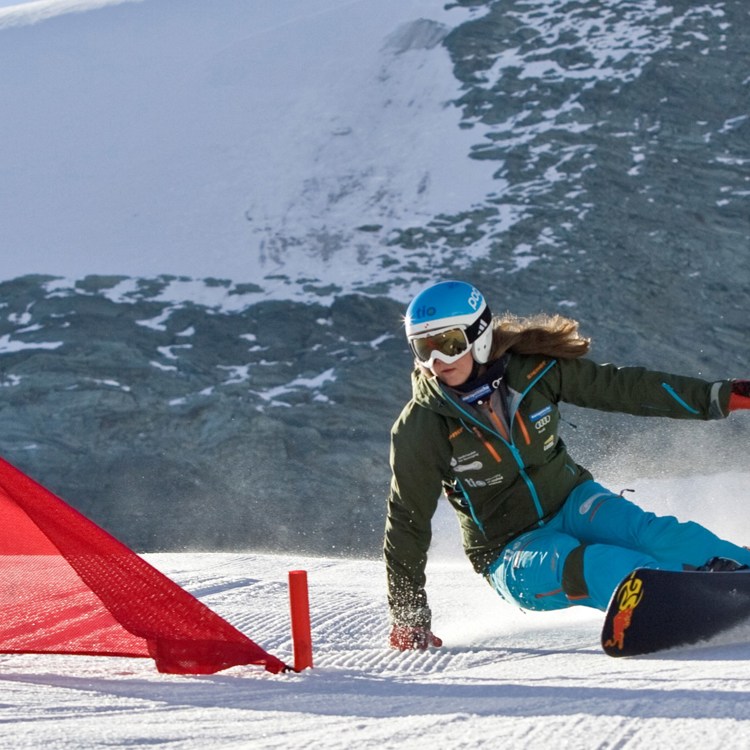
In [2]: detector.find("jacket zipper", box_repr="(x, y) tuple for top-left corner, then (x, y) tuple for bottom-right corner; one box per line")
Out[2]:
(442, 359), (557, 524)
(515, 412), (532, 446)
(472, 426), (502, 463)
(486, 406), (509, 441)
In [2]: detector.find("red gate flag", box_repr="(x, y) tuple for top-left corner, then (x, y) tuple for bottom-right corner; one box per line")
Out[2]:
(0, 456), (287, 674)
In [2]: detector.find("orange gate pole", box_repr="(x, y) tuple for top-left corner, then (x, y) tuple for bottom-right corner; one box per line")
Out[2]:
(288, 570), (313, 671)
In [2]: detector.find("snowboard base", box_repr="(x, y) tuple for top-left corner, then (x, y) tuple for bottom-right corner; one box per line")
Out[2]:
(601, 567), (750, 657)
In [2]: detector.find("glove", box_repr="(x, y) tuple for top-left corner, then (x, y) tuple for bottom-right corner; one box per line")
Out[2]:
(729, 380), (750, 412)
(389, 623), (443, 651)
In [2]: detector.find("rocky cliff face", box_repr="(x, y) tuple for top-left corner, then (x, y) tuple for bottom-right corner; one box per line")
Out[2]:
(0, 275), (409, 552)
(1, 1), (748, 555)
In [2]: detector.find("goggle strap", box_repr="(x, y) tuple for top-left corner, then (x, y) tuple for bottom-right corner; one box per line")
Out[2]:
(464, 306), (492, 344)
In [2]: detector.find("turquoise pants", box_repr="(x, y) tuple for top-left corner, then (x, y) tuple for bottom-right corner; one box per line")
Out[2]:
(487, 480), (750, 611)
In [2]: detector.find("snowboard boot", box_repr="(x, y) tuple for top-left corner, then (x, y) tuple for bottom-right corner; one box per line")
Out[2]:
(697, 557), (750, 572)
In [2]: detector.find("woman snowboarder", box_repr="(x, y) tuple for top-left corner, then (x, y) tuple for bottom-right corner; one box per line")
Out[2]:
(385, 280), (750, 650)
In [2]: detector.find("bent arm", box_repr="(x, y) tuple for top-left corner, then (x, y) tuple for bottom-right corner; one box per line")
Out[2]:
(383, 405), (450, 628)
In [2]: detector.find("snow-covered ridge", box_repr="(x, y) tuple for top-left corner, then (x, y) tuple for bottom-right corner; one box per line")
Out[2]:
(0, 0), (141, 27)
(0, 0), (493, 303)
(3, 0), (742, 306)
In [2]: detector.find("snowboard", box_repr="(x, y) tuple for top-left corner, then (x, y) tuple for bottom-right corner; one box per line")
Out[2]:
(601, 567), (750, 657)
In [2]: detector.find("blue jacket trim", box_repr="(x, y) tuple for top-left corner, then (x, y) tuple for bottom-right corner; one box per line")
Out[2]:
(454, 475), (486, 536)
(661, 382), (700, 415)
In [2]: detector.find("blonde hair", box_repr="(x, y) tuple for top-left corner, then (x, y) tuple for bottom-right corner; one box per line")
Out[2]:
(490, 312), (591, 360)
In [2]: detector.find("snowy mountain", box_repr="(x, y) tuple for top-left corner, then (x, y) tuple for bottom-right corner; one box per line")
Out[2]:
(0, 0), (748, 553)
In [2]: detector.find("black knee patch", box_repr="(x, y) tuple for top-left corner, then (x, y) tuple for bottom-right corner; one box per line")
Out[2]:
(562, 544), (589, 599)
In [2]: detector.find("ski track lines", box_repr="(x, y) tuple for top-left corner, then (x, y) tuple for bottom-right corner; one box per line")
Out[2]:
(3, 554), (750, 749)
(198, 556), (750, 749)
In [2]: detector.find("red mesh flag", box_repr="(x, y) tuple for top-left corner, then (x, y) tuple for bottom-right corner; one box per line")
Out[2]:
(0, 456), (288, 674)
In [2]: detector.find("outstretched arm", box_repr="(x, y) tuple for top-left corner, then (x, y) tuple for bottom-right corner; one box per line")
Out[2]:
(550, 357), (732, 420)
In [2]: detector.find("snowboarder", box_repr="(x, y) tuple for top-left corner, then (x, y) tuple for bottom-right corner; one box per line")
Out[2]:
(385, 280), (750, 650)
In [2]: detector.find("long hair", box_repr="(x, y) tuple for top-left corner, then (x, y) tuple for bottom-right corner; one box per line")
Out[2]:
(490, 312), (591, 360)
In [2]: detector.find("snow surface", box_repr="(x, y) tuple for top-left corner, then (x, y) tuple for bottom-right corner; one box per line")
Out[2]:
(0, 0), (496, 301)
(4, 473), (750, 749)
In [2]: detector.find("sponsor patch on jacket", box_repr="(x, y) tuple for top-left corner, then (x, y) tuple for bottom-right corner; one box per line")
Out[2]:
(460, 383), (492, 403)
(451, 453), (483, 473)
(529, 406), (552, 421)
(535, 414), (551, 431)
(464, 474), (504, 488)
(526, 360), (549, 380)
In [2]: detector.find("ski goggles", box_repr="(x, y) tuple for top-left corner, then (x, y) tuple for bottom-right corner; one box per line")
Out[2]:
(409, 327), (470, 366)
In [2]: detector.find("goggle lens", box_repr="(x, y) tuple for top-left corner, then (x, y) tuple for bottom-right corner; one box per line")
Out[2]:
(410, 328), (469, 365)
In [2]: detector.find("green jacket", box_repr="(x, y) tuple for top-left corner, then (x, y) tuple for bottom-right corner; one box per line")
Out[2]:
(384, 353), (731, 627)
